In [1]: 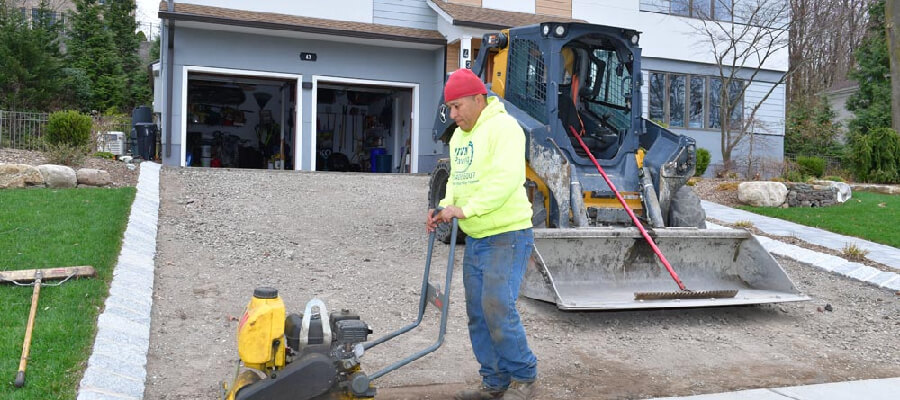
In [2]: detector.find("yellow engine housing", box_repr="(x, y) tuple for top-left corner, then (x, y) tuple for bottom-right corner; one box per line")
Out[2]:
(237, 287), (286, 371)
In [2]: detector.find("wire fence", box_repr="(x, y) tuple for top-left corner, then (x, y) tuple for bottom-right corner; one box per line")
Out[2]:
(0, 110), (131, 154)
(0, 110), (48, 151)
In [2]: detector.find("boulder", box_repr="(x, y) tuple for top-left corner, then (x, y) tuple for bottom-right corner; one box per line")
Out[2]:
(738, 181), (788, 207)
(76, 168), (111, 187)
(37, 164), (77, 188)
(0, 163), (45, 189)
(830, 182), (852, 203)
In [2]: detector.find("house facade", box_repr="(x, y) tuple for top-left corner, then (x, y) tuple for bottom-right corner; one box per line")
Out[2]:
(11, 0), (74, 24)
(154, 0), (786, 174)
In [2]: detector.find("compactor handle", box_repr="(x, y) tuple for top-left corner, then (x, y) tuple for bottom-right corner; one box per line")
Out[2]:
(363, 207), (458, 380)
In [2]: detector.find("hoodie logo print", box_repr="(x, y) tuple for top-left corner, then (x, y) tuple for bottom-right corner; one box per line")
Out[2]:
(454, 141), (474, 172)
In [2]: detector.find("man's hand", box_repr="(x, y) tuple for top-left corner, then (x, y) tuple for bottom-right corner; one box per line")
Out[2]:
(425, 206), (467, 233)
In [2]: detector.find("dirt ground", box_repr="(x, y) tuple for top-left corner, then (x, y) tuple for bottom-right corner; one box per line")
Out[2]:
(143, 168), (900, 400)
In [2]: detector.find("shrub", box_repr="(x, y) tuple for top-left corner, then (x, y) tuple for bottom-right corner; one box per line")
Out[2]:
(734, 220), (754, 229)
(823, 175), (845, 182)
(783, 170), (804, 183)
(796, 156), (825, 178)
(695, 148), (711, 177)
(46, 143), (88, 166)
(45, 110), (92, 147)
(848, 127), (900, 183)
(94, 151), (115, 160)
(841, 243), (869, 262)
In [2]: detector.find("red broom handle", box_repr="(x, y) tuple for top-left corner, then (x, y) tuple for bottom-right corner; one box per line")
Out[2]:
(568, 126), (686, 291)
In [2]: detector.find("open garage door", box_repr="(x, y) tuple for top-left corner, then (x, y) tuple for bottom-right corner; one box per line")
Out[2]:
(185, 72), (297, 169)
(313, 78), (416, 173)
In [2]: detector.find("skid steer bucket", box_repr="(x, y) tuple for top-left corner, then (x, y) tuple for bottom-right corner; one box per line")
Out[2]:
(521, 227), (809, 310)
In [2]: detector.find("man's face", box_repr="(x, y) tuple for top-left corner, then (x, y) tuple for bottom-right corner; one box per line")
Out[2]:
(446, 95), (485, 132)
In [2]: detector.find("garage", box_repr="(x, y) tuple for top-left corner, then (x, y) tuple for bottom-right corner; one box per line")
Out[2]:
(184, 72), (299, 170)
(313, 77), (416, 173)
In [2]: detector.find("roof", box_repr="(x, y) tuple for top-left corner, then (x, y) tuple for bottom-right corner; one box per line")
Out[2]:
(428, 0), (583, 30)
(157, 1), (446, 45)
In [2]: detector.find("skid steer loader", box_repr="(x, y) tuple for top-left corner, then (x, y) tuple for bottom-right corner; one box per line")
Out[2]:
(428, 22), (809, 310)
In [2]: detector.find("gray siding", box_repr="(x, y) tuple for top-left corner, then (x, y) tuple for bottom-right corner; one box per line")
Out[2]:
(374, 0), (437, 30)
(744, 81), (785, 136)
(163, 27), (445, 171)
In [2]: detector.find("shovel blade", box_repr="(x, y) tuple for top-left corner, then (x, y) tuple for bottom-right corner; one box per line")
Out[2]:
(521, 228), (809, 310)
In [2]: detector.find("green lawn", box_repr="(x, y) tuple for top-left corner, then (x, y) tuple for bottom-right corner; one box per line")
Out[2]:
(0, 188), (135, 399)
(738, 191), (900, 248)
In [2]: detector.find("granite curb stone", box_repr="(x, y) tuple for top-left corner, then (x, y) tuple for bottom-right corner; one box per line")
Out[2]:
(77, 163), (160, 400)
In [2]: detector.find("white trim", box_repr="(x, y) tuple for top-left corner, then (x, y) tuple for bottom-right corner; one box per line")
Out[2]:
(311, 75), (420, 173)
(426, 0), (454, 24)
(181, 66), (303, 170)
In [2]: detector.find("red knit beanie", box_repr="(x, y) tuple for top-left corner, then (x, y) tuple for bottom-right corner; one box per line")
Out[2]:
(444, 68), (487, 102)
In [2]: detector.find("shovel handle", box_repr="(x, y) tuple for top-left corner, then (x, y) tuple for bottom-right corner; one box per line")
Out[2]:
(15, 272), (42, 388)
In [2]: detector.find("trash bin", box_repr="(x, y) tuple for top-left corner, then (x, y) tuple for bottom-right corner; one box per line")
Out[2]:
(376, 154), (392, 173)
(369, 148), (386, 172)
(134, 123), (158, 160)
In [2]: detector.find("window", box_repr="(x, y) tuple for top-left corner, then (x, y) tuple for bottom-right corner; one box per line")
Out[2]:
(713, 0), (733, 21)
(668, 74), (685, 127)
(667, 0), (733, 22)
(649, 73), (665, 123)
(507, 39), (547, 124)
(648, 72), (743, 130)
(708, 77), (743, 129)
(689, 76), (705, 128)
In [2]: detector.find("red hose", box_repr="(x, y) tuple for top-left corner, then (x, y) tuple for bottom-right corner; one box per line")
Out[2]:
(569, 126), (686, 291)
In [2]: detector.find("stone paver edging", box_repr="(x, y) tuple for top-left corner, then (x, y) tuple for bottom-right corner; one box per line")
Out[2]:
(77, 162), (160, 400)
(706, 221), (900, 292)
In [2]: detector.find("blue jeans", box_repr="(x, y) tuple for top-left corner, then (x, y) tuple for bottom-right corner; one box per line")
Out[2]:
(463, 228), (537, 389)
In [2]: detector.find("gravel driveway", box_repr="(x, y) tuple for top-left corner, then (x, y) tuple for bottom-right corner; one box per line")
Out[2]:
(144, 167), (900, 400)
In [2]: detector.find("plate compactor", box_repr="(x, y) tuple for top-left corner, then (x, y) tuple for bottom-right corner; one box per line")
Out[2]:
(222, 218), (461, 400)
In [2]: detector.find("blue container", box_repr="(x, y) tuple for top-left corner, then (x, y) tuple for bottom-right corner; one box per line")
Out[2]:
(369, 148), (387, 172)
(376, 154), (392, 173)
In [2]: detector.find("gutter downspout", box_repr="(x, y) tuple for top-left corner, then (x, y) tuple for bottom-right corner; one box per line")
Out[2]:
(164, 1), (175, 158)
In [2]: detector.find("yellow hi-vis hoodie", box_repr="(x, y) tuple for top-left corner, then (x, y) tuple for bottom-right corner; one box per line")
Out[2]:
(439, 96), (533, 238)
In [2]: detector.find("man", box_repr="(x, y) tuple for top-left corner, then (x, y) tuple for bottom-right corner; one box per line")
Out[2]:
(426, 68), (538, 400)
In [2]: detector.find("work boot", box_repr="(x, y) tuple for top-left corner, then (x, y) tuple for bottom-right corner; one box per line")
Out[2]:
(501, 380), (536, 400)
(454, 384), (506, 400)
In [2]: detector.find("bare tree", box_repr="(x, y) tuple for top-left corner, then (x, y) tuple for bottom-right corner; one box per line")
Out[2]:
(789, 0), (872, 102)
(690, 0), (795, 166)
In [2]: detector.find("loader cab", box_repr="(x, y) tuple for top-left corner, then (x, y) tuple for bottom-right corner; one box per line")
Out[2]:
(556, 33), (636, 161)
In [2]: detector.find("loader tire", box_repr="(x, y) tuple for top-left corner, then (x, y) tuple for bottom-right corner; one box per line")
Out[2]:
(428, 159), (467, 244)
(668, 185), (707, 228)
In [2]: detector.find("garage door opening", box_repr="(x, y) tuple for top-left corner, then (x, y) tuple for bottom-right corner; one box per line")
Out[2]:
(186, 73), (297, 169)
(314, 80), (415, 173)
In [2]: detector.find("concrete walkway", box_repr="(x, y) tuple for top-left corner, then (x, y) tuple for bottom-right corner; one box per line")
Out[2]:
(74, 166), (899, 399)
(650, 377), (900, 400)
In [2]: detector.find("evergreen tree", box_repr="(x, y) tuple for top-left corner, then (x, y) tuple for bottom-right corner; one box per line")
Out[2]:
(785, 96), (844, 158)
(0, 0), (64, 111)
(846, 0), (892, 135)
(105, 0), (148, 109)
(66, 0), (126, 112)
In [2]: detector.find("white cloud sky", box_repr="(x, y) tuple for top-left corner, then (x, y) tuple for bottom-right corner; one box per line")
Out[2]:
(136, 0), (160, 25)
